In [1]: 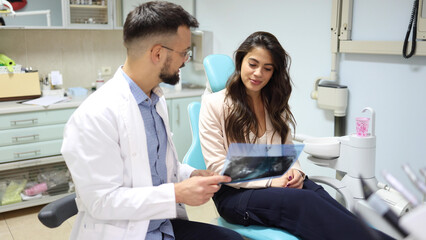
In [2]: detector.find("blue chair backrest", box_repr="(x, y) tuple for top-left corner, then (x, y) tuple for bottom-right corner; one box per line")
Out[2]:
(183, 54), (235, 168)
(203, 54), (235, 93)
(182, 102), (206, 170)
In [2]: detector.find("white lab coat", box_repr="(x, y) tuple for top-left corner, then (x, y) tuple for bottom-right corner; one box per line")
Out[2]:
(61, 68), (195, 240)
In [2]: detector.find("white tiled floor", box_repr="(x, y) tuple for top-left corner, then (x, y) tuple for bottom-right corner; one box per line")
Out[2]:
(0, 199), (219, 240)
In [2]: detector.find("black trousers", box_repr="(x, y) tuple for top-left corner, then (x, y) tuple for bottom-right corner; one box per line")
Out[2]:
(213, 177), (395, 240)
(170, 218), (243, 240)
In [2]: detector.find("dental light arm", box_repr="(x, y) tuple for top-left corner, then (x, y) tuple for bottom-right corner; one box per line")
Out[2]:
(0, 0), (51, 27)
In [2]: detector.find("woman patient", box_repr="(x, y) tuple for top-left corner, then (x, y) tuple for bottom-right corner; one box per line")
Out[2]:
(199, 31), (394, 240)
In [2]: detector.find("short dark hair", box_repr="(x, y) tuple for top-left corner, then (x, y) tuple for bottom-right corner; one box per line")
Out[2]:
(123, 1), (199, 46)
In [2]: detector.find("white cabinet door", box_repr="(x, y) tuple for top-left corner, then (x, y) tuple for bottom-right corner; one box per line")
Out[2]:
(119, 0), (194, 28)
(62, 0), (114, 29)
(169, 96), (200, 162)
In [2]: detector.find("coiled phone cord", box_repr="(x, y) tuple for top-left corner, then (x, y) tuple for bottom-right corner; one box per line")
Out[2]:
(403, 0), (419, 58)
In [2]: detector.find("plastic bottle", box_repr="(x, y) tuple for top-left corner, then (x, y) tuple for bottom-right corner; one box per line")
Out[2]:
(96, 70), (104, 90)
(174, 69), (182, 91)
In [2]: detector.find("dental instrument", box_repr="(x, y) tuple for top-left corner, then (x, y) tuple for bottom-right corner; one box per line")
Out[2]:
(360, 177), (409, 238)
(420, 167), (426, 179)
(382, 170), (420, 207)
(401, 164), (426, 195)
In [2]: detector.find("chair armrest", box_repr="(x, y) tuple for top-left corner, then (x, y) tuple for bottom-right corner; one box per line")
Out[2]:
(38, 192), (78, 228)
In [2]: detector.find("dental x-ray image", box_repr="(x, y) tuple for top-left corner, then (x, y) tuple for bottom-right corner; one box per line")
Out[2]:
(221, 143), (304, 183)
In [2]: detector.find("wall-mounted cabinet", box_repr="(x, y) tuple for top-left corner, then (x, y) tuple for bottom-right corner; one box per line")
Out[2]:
(62, 0), (114, 29)
(1, 0), (194, 30)
(113, 0), (194, 28)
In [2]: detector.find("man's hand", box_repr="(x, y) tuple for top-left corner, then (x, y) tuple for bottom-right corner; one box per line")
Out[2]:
(190, 169), (216, 177)
(175, 175), (231, 206)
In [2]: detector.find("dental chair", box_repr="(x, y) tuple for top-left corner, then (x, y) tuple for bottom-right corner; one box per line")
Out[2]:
(180, 54), (300, 240)
(38, 192), (77, 228)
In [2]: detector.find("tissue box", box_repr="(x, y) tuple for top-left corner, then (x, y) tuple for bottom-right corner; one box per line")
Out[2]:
(0, 72), (41, 101)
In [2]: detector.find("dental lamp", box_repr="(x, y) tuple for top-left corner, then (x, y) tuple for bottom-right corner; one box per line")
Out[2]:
(0, 0), (51, 27)
(0, 0), (16, 14)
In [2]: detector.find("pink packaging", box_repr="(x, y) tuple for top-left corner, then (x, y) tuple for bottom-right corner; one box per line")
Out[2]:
(356, 117), (370, 137)
(24, 182), (48, 196)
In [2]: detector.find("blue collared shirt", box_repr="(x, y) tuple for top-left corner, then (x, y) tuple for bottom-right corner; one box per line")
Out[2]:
(121, 68), (174, 240)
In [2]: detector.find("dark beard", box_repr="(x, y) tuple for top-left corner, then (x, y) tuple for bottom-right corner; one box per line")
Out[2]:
(159, 56), (181, 85)
(160, 71), (180, 85)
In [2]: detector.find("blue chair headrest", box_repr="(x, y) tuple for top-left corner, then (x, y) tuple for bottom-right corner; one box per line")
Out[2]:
(203, 54), (235, 93)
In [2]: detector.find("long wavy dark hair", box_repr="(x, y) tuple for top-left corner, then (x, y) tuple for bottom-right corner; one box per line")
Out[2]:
(224, 31), (296, 144)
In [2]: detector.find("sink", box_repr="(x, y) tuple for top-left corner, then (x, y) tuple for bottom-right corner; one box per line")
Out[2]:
(303, 137), (340, 159)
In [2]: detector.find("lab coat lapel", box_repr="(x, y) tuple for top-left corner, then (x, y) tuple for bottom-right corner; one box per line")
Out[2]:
(119, 76), (152, 187)
(153, 86), (179, 182)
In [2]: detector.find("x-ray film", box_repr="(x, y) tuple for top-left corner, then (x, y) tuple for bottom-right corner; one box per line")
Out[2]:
(221, 143), (304, 183)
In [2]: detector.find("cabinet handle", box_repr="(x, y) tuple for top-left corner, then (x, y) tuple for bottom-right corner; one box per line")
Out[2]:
(14, 150), (41, 158)
(176, 105), (180, 125)
(10, 118), (38, 126)
(12, 134), (40, 143)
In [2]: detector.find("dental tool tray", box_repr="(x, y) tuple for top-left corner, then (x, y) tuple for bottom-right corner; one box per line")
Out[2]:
(303, 137), (340, 159)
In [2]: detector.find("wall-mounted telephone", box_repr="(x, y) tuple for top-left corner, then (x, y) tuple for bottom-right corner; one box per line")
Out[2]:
(418, 0), (426, 39)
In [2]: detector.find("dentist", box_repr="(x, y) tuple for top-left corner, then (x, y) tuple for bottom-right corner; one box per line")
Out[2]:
(61, 2), (241, 240)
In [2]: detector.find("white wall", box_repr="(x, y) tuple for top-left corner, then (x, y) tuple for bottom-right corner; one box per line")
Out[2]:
(1, 29), (126, 89)
(196, 0), (426, 200)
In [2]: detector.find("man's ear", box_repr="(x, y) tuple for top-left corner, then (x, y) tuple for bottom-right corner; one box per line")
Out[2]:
(150, 44), (163, 64)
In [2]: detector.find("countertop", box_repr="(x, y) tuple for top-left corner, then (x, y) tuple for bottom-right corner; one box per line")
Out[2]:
(162, 87), (205, 99)
(0, 87), (205, 115)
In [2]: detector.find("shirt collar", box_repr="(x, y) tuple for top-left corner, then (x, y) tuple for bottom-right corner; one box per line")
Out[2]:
(120, 67), (164, 104)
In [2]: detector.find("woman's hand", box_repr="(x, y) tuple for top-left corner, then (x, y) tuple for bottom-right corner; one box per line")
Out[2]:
(285, 169), (304, 189)
(270, 168), (304, 189)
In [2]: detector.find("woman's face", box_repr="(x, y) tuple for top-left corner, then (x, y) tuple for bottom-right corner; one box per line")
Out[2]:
(240, 47), (274, 96)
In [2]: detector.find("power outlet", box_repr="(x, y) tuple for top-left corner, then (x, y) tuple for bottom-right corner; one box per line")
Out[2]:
(101, 66), (112, 75)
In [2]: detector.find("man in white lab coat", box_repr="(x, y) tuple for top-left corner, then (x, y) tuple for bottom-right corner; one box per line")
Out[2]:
(61, 2), (243, 240)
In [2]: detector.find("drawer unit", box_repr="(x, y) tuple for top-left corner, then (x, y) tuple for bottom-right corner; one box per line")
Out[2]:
(0, 139), (63, 163)
(0, 99), (83, 213)
(0, 108), (76, 163)
(0, 159), (72, 212)
(0, 108), (75, 130)
(0, 124), (65, 147)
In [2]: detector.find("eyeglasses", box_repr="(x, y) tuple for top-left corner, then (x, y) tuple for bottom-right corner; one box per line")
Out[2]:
(161, 45), (192, 64)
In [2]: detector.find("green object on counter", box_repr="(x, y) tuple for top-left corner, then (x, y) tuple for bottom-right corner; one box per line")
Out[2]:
(1, 179), (27, 205)
(0, 54), (16, 72)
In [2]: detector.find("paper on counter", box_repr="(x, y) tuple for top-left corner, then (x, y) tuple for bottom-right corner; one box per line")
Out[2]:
(22, 95), (69, 107)
(50, 71), (63, 86)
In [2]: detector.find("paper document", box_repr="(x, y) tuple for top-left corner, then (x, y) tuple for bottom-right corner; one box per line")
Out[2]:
(22, 96), (69, 107)
(221, 143), (304, 183)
